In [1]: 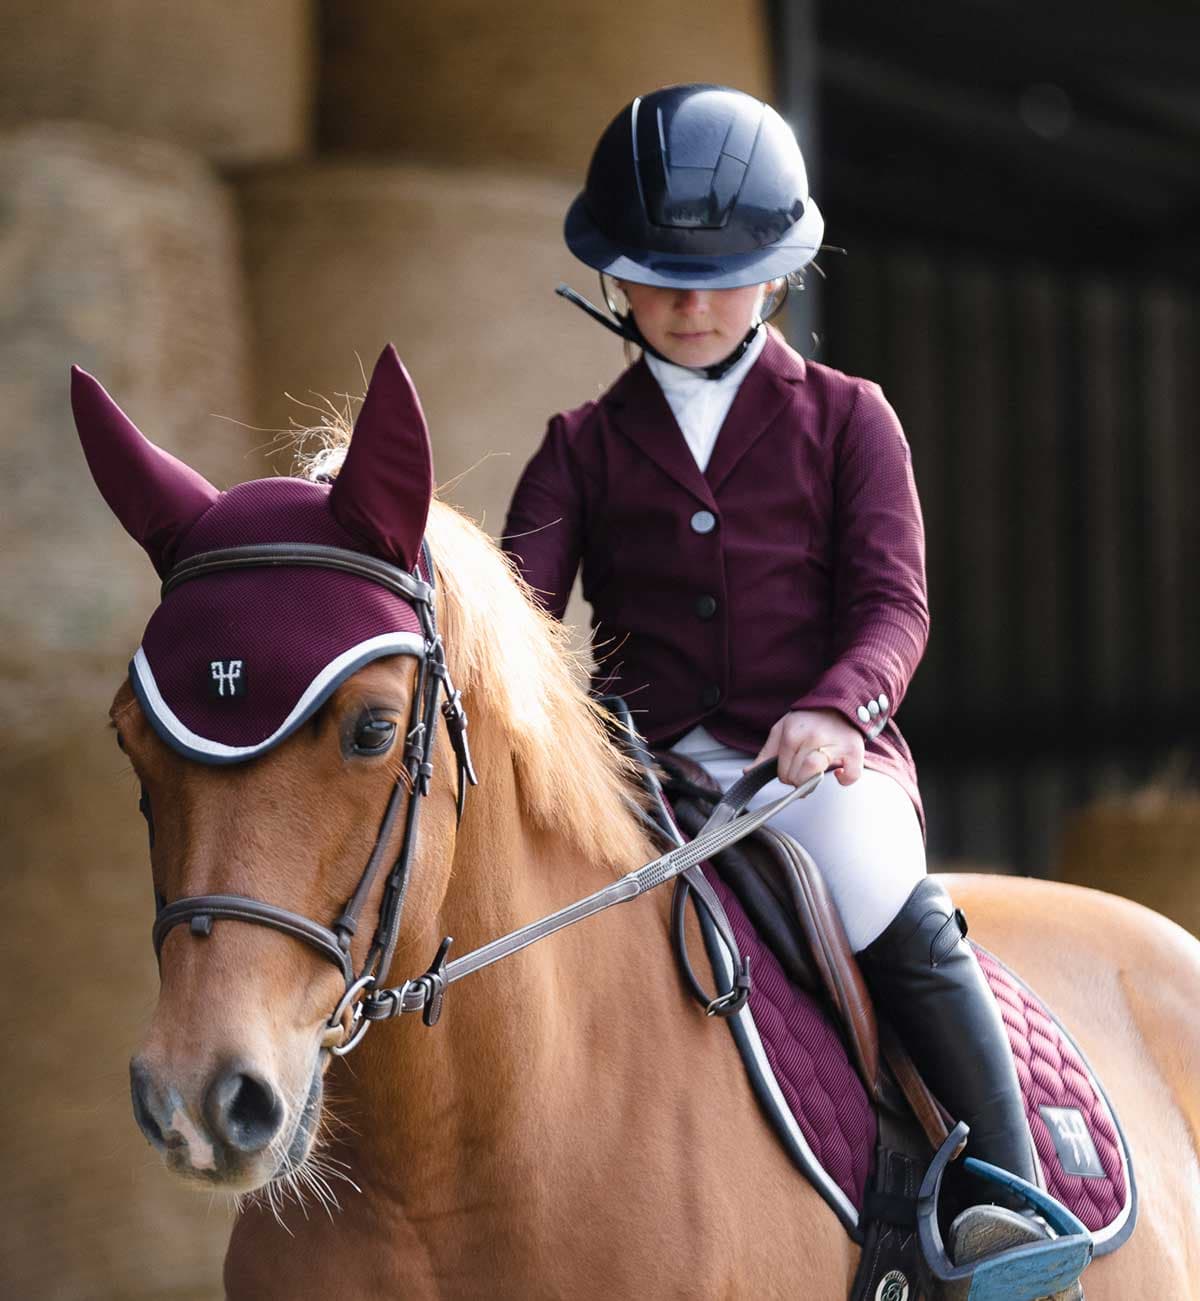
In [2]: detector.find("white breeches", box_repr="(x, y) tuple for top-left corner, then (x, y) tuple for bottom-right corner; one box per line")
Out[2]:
(671, 727), (927, 952)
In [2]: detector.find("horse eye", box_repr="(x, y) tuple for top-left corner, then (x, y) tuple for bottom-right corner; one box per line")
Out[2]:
(115, 731), (126, 753)
(353, 717), (397, 756)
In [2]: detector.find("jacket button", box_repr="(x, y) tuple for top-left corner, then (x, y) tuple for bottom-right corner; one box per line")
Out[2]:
(694, 594), (718, 619)
(700, 684), (721, 708)
(690, 510), (717, 534)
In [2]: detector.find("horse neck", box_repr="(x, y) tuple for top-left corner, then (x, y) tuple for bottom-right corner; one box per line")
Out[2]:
(331, 713), (685, 1200)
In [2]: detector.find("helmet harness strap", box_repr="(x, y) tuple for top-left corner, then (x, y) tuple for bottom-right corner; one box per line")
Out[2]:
(554, 282), (763, 382)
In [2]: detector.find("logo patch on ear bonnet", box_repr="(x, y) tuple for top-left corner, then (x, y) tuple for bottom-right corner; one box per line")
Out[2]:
(208, 660), (246, 700)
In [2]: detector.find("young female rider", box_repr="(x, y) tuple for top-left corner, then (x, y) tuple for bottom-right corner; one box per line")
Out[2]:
(502, 84), (1064, 1252)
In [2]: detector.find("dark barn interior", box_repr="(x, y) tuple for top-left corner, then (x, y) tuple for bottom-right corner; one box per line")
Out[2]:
(776, 0), (1200, 870)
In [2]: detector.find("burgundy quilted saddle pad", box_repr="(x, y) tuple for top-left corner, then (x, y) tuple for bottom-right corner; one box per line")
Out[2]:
(704, 870), (1136, 1254)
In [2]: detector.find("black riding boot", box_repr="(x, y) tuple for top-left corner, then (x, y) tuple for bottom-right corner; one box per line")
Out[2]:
(857, 876), (1037, 1210)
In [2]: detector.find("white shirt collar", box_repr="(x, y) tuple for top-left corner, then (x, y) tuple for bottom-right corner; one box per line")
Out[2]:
(645, 325), (767, 398)
(645, 328), (768, 473)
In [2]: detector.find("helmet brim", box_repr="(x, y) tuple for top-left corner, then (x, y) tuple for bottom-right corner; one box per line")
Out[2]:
(564, 192), (824, 290)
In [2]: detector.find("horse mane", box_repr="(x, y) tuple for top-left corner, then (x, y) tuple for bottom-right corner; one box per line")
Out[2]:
(295, 424), (652, 871)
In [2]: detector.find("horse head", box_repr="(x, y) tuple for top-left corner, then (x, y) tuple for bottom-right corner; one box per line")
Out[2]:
(73, 346), (468, 1193)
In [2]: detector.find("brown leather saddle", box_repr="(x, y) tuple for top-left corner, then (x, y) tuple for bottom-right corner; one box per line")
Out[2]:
(653, 748), (951, 1154)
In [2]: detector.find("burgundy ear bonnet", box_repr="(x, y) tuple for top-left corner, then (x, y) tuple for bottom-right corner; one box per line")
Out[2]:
(72, 346), (435, 764)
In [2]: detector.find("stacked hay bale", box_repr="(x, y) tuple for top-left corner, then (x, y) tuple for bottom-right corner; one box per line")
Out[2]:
(0, 2), (312, 163)
(239, 162), (628, 534)
(318, 0), (770, 175)
(1058, 783), (1200, 938)
(0, 8), (311, 1298)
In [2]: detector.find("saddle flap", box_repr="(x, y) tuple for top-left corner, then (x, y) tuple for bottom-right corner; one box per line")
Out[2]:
(753, 825), (883, 1100)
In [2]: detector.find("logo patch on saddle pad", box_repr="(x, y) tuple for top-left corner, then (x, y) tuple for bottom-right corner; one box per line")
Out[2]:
(1039, 1105), (1105, 1178)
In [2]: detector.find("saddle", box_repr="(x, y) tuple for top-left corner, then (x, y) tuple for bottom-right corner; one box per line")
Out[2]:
(659, 750), (950, 1140)
(654, 749), (942, 1298)
(599, 700), (1135, 1300)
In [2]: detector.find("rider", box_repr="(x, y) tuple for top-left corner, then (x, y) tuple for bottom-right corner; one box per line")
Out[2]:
(501, 83), (1063, 1256)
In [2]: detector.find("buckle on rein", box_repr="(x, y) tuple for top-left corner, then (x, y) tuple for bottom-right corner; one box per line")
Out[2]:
(917, 1122), (1093, 1300)
(326, 936), (455, 1054)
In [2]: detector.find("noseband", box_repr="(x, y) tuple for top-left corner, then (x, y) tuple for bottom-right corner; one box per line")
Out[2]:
(148, 540), (478, 1055)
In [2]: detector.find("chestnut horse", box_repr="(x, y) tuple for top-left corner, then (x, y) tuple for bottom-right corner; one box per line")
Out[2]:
(77, 351), (1199, 1298)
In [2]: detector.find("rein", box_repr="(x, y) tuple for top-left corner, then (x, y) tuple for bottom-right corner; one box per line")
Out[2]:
(144, 539), (820, 1057)
(361, 761), (821, 1034)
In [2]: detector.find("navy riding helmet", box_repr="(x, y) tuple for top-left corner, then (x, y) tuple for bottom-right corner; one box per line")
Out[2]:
(565, 83), (823, 290)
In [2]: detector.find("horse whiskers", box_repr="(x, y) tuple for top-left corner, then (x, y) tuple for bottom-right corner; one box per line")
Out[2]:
(297, 1154), (361, 1222)
(234, 1090), (363, 1231)
(314, 1085), (361, 1144)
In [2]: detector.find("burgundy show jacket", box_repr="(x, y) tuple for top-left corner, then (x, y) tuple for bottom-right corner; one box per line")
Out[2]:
(502, 331), (928, 818)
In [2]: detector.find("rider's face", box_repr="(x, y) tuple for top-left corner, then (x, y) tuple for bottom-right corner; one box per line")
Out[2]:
(619, 280), (772, 368)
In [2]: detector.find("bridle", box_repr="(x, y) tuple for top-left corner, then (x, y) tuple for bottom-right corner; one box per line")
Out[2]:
(143, 540), (819, 1056)
(148, 540), (477, 1056)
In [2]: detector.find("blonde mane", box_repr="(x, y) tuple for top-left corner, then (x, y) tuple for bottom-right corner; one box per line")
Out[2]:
(425, 501), (653, 867)
(296, 424), (652, 871)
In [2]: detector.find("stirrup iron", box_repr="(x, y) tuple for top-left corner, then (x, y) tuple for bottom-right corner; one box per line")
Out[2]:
(917, 1123), (1093, 1300)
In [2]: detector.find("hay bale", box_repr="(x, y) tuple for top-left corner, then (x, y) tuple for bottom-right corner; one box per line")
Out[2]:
(0, 734), (230, 1301)
(0, 2), (312, 164)
(0, 122), (249, 1300)
(0, 122), (253, 740)
(318, 0), (770, 174)
(238, 160), (625, 585)
(1058, 795), (1200, 937)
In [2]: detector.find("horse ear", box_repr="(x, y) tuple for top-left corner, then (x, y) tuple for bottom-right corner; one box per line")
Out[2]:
(70, 366), (220, 576)
(328, 345), (433, 570)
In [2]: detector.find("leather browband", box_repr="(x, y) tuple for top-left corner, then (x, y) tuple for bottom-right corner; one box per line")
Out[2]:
(161, 542), (434, 607)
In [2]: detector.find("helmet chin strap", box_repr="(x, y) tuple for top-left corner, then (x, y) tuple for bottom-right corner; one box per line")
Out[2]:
(555, 284), (760, 381)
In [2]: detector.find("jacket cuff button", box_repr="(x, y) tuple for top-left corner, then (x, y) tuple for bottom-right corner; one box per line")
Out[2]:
(856, 705), (871, 724)
(701, 684), (722, 709)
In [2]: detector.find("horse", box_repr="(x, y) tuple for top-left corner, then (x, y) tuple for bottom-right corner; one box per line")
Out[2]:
(74, 347), (1200, 1298)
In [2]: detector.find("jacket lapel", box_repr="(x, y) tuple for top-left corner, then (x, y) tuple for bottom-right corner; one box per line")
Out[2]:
(704, 332), (807, 495)
(606, 361), (718, 510)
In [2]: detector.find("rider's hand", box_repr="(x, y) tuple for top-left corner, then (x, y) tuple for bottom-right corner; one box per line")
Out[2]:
(750, 708), (865, 788)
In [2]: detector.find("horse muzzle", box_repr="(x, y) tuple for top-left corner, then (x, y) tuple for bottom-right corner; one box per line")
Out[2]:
(130, 1055), (319, 1188)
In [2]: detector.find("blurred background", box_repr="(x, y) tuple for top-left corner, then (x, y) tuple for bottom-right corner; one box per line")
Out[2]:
(1, 1), (1197, 1295)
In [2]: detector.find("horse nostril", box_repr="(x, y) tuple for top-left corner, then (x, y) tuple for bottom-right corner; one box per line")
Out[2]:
(205, 1065), (285, 1154)
(129, 1059), (166, 1149)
